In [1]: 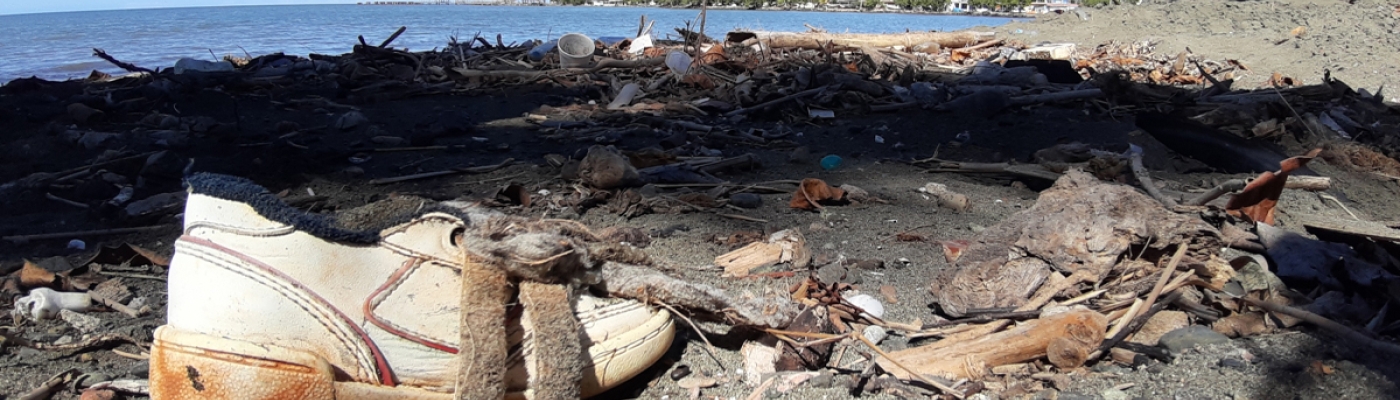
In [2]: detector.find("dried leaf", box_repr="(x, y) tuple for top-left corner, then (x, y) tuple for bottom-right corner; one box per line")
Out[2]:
(20, 260), (56, 288)
(940, 240), (971, 264)
(1225, 149), (1322, 225)
(880, 285), (899, 304)
(789, 178), (846, 210)
(496, 183), (531, 207)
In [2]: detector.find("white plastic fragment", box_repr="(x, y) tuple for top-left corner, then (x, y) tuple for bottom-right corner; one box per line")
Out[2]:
(12, 288), (92, 320)
(844, 293), (885, 319)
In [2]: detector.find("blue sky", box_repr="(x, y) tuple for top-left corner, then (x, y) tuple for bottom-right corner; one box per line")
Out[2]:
(1, 1), (347, 16)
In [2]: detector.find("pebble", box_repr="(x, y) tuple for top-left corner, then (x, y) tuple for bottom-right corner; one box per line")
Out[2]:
(729, 193), (762, 209)
(1219, 358), (1248, 370)
(817, 264), (854, 285)
(1100, 388), (1130, 400)
(670, 365), (691, 381)
(334, 111), (368, 130)
(808, 372), (834, 388)
(60, 309), (103, 333)
(1158, 326), (1232, 355)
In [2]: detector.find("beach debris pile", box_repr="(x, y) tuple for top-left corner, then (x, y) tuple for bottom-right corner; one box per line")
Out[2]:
(3, 8), (1400, 400)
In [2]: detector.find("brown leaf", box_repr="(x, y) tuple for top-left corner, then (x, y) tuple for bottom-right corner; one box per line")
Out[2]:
(789, 178), (846, 210)
(940, 240), (971, 264)
(20, 260), (56, 288)
(1225, 149), (1322, 225)
(496, 183), (531, 207)
(1308, 360), (1334, 375)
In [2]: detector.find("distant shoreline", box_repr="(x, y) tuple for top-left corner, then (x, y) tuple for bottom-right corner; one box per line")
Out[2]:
(354, 2), (1032, 19)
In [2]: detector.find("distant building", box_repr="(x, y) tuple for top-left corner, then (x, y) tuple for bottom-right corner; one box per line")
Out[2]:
(1029, 0), (1078, 14)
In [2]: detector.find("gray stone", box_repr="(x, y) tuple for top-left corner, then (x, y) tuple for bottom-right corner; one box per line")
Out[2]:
(334, 111), (368, 131)
(1100, 388), (1130, 400)
(817, 264), (854, 285)
(1219, 358), (1248, 370)
(729, 193), (762, 209)
(808, 371), (834, 388)
(59, 309), (103, 333)
(1158, 326), (1232, 354)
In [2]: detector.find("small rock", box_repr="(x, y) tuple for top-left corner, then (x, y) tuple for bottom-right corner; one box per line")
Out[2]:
(370, 136), (406, 146)
(817, 264), (853, 285)
(1146, 363), (1168, 374)
(729, 193), (762, 209)
(1219, 358), (1247, 370)
(68, 103), (105, 123)
(788, 146), (811, 164)
(808, 371), (834, 388)
(840, 184), (872, 203)
(675, 376), (718, 390)
(1158, 325), (1232, 355)
(1100, 388), (1130, 400)
(335, 111), (368, 131)
(848, 259), (884, 270)
(670, 365), (692, 381)
(60, 309), (103, 333)
(275, 121), (301, 134)
(577, 145), (640, 189)
(80, 389), (116, 400)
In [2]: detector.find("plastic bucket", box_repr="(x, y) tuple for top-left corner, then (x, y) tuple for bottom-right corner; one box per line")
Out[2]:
(557, 33), (594, 69)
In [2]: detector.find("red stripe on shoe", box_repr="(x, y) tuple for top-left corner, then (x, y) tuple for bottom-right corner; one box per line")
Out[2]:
(178, 235), (399, 386)
(364, 258), (460, 354)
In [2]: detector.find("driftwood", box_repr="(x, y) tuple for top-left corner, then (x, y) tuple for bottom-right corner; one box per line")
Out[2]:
(715, 229), (810, 277)
(747, 31), (993, 50)
(876, 309), (1108, 380)
(367, 158), (514, 185)
(1185, 176), (1331, 206)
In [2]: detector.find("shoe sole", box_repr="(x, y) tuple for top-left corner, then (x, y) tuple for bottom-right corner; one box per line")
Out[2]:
(150, 305), (674, 399)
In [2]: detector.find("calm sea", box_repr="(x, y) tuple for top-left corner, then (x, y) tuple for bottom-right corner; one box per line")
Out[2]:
(0, 5), (1017, 82)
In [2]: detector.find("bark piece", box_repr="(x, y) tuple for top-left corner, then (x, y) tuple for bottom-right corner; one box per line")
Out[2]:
(19, 260), (56, 288)
(877, 309), (1108, 380)
(597, 262), (799, 328)
(1225, 149), (1322, 225)
(931, 171), (1221, 317)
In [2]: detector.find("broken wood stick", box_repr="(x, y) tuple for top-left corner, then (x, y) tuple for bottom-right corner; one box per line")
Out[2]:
(368, 158), (514, 185)
(1129, 147), (1178, 208)
(1008, 89), (1104, 106)
(1242, 297), (1400, 355)
(379, 26), (407, 48)
(17, 368), (78, 400)
(92, 49), (155, 74)
(878, 309), (1108, 381)
(3, 225), (172, 243)
(724, 86), (831, 117)
(1091, 290), (1184, 361)
(1186, 176), (1331, 206)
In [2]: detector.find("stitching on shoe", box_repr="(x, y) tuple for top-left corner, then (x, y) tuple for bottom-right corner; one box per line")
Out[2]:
(178, 237), (395, 385)
(184, 221), (297, 237)
(364, 258), (459, 353)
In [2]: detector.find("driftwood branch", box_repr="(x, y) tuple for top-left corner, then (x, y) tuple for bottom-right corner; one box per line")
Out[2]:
(724, 86), (831, 117)
(92, 49), (155, 74)
(1186, 176), (1331, 206)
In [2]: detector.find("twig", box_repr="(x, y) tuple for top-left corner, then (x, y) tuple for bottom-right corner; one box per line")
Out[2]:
(854, 331), (965, 399)
(656, 302), (725, 371)
(716, 213), (767, 223)
(1243, 297), (1400, 355)
(368, 158), (514, 185)
(1090, 290), (1184, 361)
(3, 225), (172, 243)
(744, 375), (777, 400)
(92, 49), (155, 74)
(1139, 245), (1188, 322)
(1318, 192), (1360, 220)
(112, 349), (150, 360)
(1129, 147), (1178, 208)
(95, 271), (166, 281)
(18, 368), (78, 400)
(724, 86), (831, 117)
(918, 310), (1042, 330)
(45, 193), (89, 209)
(379, 26), (407, 48)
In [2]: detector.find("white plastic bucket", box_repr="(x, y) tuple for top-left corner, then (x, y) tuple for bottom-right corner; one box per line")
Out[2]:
(557, 33), (594, 69)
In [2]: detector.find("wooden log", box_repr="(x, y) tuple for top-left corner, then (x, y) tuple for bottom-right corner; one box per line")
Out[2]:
(749, 31), (993, 50)
(876, 309), (1107, 381)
